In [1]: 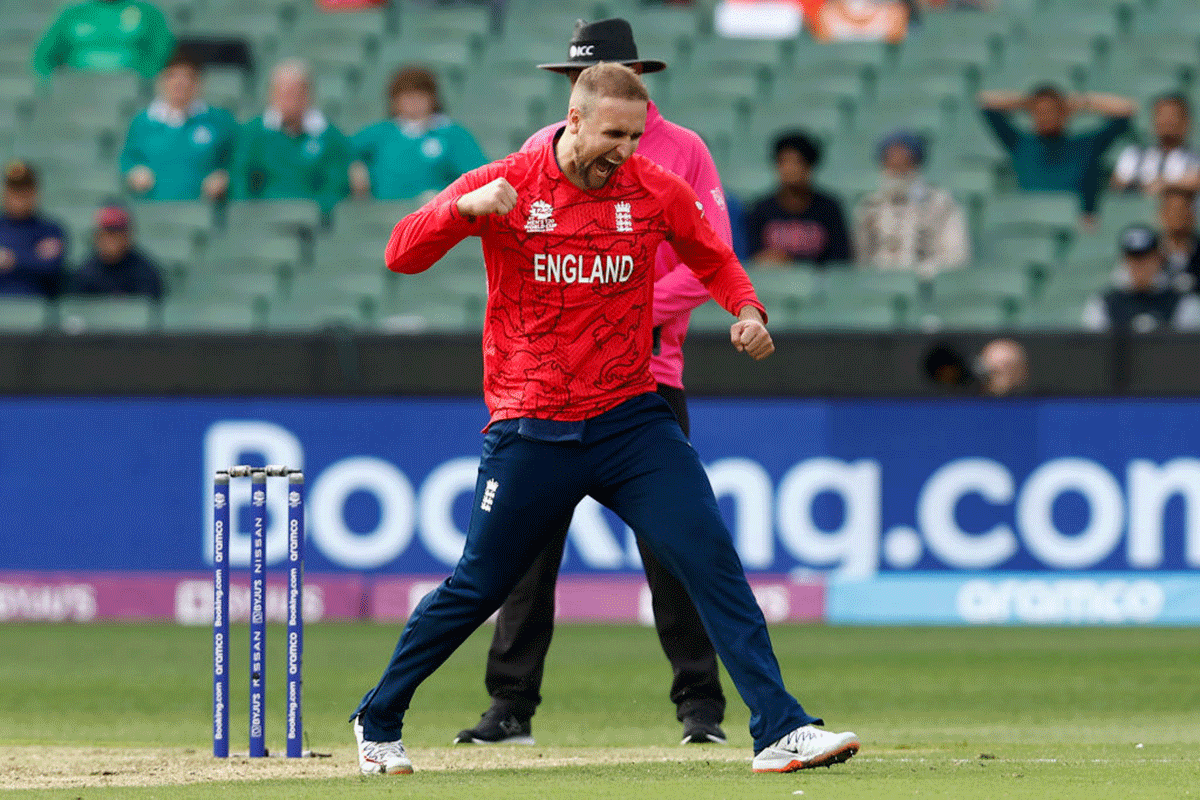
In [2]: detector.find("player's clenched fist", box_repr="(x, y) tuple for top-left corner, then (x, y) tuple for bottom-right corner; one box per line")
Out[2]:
(456, 177), (519, 218)
(731, 307), (774, 360)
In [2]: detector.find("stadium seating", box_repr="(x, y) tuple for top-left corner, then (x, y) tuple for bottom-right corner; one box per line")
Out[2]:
(2, 0), (1191, 335)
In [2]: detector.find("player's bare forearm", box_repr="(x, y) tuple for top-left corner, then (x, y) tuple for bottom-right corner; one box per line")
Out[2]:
(731, 306), (774, 360)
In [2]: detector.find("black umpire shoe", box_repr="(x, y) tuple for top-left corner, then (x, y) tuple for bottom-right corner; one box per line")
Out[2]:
(453, 707), (535, 745)
(680, 710), (727, 745)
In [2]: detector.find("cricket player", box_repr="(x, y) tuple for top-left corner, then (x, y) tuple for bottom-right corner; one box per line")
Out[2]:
(455, 17), (731, 748)
(352, 63), (860, 776)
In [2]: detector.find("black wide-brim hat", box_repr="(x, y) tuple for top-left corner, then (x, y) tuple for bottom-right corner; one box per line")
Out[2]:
(537, 18), (667, 75)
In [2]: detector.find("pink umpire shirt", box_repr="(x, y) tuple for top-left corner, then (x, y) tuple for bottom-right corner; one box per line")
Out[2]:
(522, 100), (735, 390)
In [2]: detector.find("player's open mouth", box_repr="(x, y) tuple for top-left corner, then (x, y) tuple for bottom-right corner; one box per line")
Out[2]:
(594, 157), (619, 175)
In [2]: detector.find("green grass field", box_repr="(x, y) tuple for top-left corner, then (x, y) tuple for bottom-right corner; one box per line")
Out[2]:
(3, 622), (1198, 798)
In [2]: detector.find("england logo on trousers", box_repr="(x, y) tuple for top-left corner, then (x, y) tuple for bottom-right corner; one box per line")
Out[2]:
(480, 479), (499, 512)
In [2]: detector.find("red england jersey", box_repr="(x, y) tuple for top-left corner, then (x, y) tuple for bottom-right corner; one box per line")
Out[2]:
(385, 133), (766, 424)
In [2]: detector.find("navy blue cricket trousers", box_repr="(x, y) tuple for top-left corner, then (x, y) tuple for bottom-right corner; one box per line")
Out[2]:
(353, 393), (820, 752)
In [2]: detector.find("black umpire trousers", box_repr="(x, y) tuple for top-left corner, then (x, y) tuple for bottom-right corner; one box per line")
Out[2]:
(483, 383), (727, 723)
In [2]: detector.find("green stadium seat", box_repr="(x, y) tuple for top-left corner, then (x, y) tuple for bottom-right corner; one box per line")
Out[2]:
(293, 266), (393, 305)
(204, 68), (254, 118)
(10, 131), (111, 172)
(1017, 297), (1089, 330)
(398, 5), (491, 46)
(160, 297), (266, 332)
(744, 266), (820, 320)
(820, 268), (925, 304)
(38, 166), (124, 208)
(130, 201), (214, 243)
(183, 10), (284, 53)
(688, 299), (741, 332)
(932, 263), (1033, 306)
(920, 298), (1014, 330)
(984, 192), (1079, 241)
(56, 296), (159, 333)
(334, 200), (419, 240)
(461, 74), (556, 129)
(426, 271), (487, 324)
(141, 232), (201, 268)
(667, 72), (759, 118)
(0, 75), (36, 114)
(436, 240), (486, 274)
(39, 70), (146, 110)
(691, 37), (789, 82)
(979, 54), (1088, 95)
(1064, 229), (1119, 266)
(1034, 7), (1120, 43)
(771, 72), (862, 118)
(371, 40), (475, 104)
(0, 296), (51, 331)
(722, 163), (775, 203)
(266, 297), (375, 331)
(198, 232), (303, 297)
(746, 104), (844, 169)
(661, 103), (741, 171)
(1097, 194), (1156, 237)
(178, 267), (284, 303)
(224, 200), (321, 236)
(378, 291), (475, 333)
(815, 164), (880, 202)
(792, 300), (898, 331)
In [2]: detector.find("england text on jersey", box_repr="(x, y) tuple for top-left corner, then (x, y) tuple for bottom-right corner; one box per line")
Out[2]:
(532, 253), (635, 284)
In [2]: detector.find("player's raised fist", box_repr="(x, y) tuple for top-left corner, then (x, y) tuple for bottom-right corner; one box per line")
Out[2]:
(456, 178), (519, 218)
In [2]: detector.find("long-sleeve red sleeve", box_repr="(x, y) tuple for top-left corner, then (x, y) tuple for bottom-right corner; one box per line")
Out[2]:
(384, 161), (506, 274)
(663, 177), (767, 324)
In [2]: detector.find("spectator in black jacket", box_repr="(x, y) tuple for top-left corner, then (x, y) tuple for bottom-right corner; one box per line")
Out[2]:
(1158, 186), (1200, 291)
(72, 204), (164, 300)
(0, 160), (67, 298)
(1083, 224), (1200, 332)
(745, 130), (853, 267)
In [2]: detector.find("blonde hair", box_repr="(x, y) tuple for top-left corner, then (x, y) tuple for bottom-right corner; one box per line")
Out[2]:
(569, 62), (649, 117)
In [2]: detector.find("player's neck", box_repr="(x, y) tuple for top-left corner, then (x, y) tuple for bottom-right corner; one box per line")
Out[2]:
(554, 130), (588, 191)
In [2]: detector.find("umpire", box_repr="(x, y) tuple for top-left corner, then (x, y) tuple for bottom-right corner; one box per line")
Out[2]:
(454, 18), (731, 748)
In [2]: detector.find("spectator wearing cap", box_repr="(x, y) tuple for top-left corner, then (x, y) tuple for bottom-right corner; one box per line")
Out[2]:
(1083, 225), (1200, 332)
(854, 130), (969, 277)
(1111, 94), (1200, 196)
(231, 59), (351, 215)
(1158, 186), (1200, 292)
(32, 0), (175, 81)
(120, 51), (239, 202)
(0, 162), (68, 298)
(349, 65), (487, 201)
(978, 85), (1136, 226)
(745, 131), (853, 266)
(71, 204), (164, 299)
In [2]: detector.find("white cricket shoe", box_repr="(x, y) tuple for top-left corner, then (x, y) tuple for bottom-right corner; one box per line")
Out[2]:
(751, 724), (860, 773)
(354, 715), (413, 775)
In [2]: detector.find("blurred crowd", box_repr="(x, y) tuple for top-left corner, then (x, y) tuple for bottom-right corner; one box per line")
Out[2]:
(5, 0), (1199, 336)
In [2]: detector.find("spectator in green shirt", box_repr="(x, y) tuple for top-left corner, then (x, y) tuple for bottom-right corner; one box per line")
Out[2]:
(348, 65), (487, 201)
(32, 0), (175, 81)
(978, 84), (1135, 227)
(231, 59), (351, 215)
(120, 51), (239, 202)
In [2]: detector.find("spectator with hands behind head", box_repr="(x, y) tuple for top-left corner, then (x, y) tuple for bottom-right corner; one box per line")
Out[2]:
(978, 84), (1135, 229)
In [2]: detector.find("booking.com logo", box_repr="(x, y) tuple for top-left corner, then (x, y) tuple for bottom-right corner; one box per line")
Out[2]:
(203, 421), (1200, 576)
